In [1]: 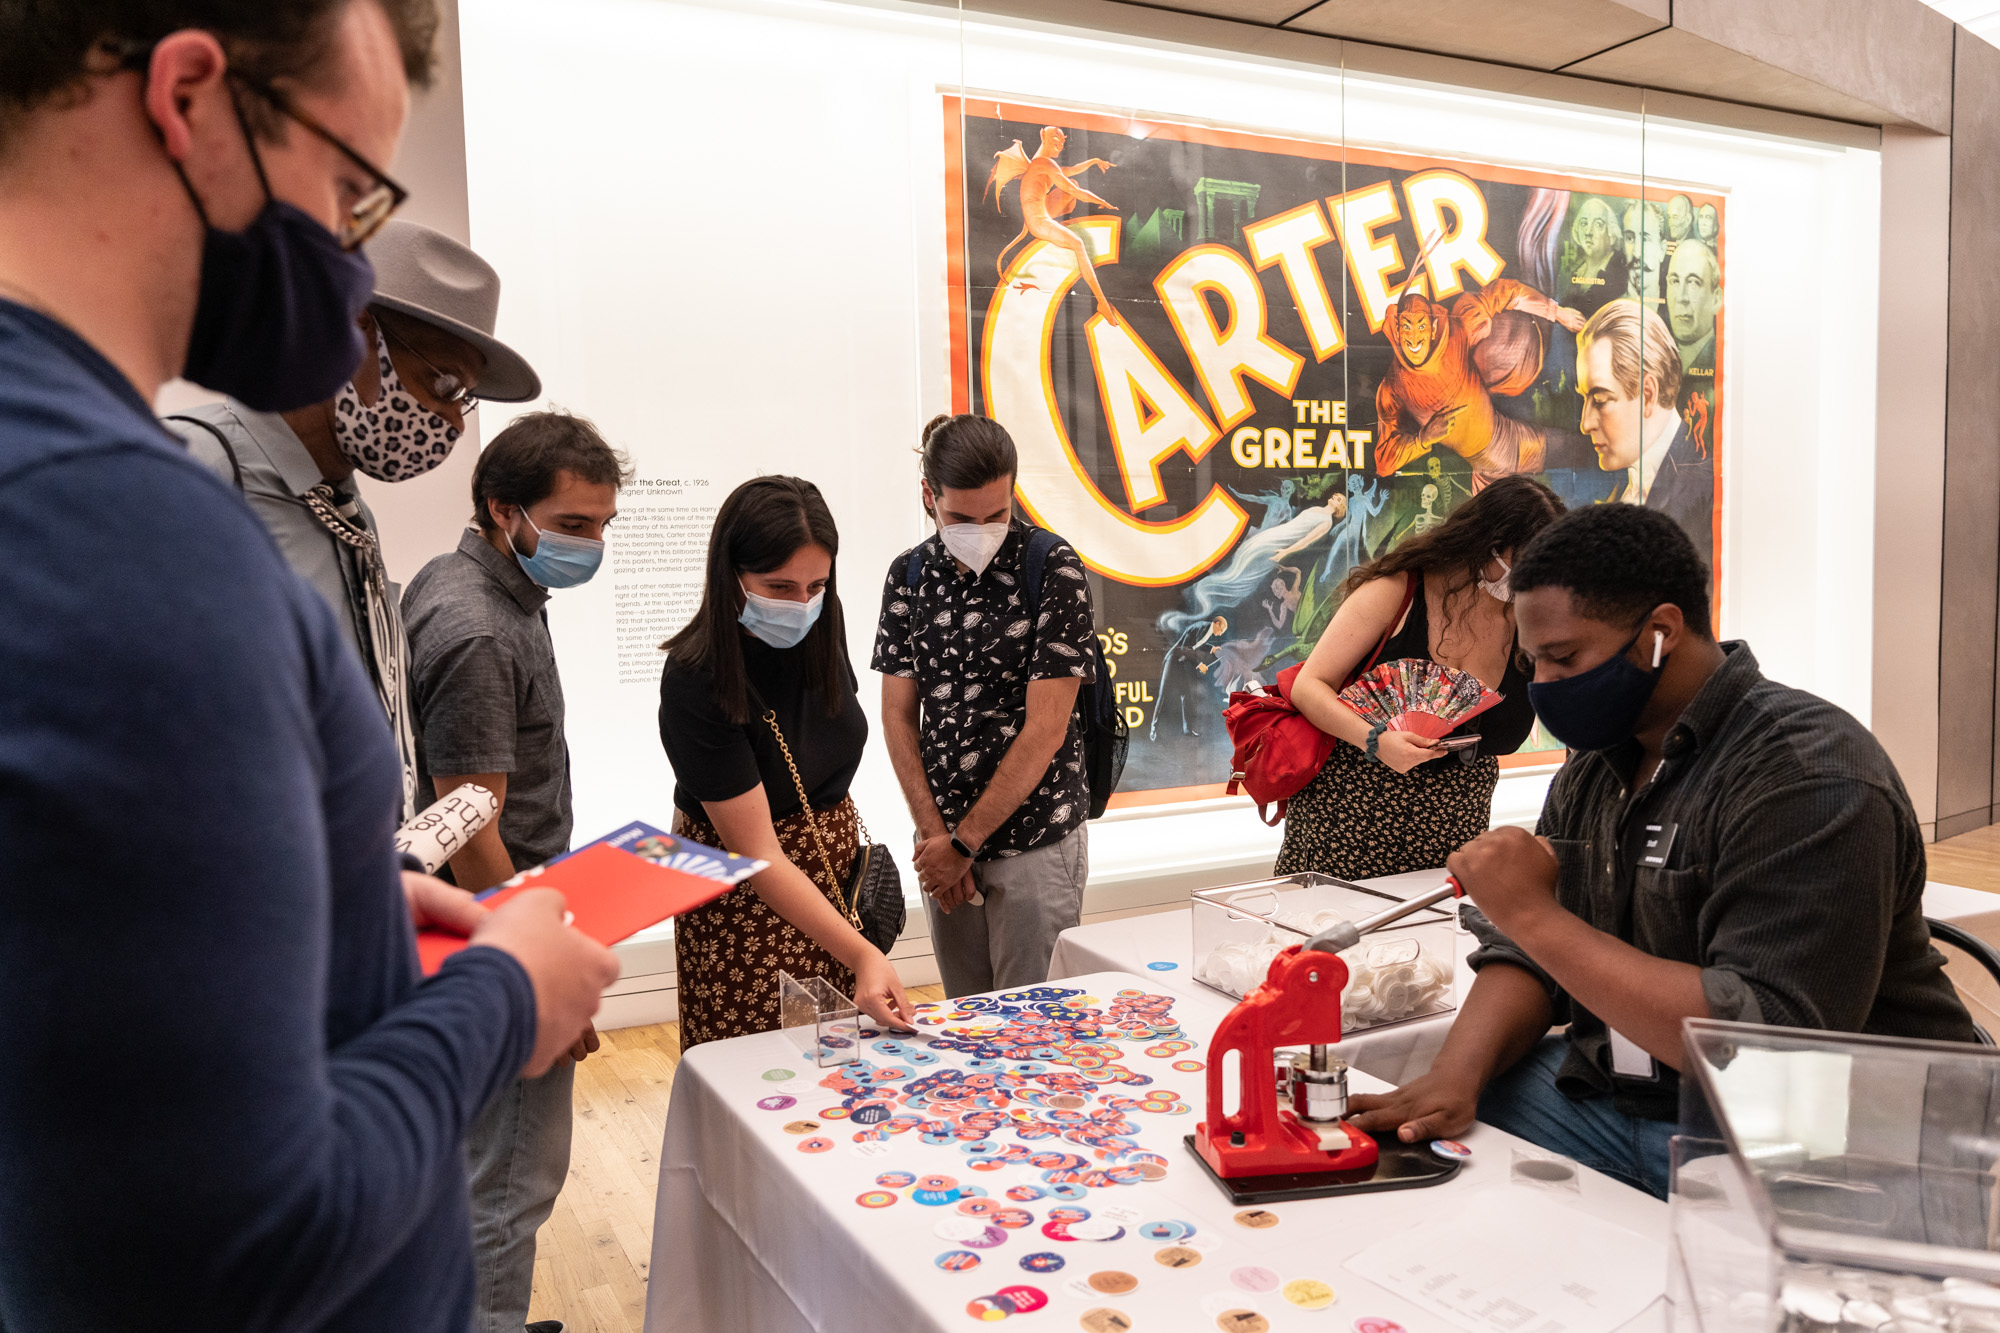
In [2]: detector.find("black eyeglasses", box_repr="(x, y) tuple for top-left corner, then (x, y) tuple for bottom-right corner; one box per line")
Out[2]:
(383, 324), (480, 410)
(230, 75), (408, 250)
(115, 40), (407, 250)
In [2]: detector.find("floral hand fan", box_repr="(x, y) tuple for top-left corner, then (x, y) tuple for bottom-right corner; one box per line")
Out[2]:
(1339, 658), (1503, 741)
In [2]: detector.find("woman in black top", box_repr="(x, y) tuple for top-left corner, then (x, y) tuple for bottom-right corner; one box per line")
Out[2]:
(659, 476), (911, 1047)
(1277, 476), (1565, 880)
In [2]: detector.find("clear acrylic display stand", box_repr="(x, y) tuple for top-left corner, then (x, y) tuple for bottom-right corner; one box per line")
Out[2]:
(779, 972), (862, 1067)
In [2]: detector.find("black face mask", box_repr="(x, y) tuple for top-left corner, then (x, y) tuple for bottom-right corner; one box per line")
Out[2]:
(1526, 627), (1665, 752)
(175, 92), (374, 412)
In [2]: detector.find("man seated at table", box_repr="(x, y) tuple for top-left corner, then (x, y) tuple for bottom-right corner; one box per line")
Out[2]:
(1348, 504), (1977, 1198)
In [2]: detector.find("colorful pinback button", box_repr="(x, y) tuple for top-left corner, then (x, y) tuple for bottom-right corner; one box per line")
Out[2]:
(1019, 1251), (1065, 1273)
(1429, 1139), (1473, 1161)
(796, 1137), (834, 1153)
(1353, 1320), (1408, 1333)
(855, 1190), (898, 1208)
(754, 1094), (796, 1111)
(1005, 1185), (1046, 1202)
(1229, 1265), (1281, 1293)
(761, 1068), (796, 1081)
(1172, 1060), (1205, 1072)
(1138, 1220), (1192, 1242)
(1146, 961), (1178, 970)
(935, 1249), (982, 1272)
(876, 1170), (918, 1189)
(919, 1173), (960, 1191)
(1283, 1278), (1337, 1310)
(913, 1188), (962, 1206)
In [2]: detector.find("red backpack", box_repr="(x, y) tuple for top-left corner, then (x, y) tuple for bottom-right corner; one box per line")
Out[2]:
(1223, 574), (1416, 825)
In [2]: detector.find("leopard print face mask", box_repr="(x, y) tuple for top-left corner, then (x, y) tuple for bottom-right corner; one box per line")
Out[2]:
(331, 327), (462, 481)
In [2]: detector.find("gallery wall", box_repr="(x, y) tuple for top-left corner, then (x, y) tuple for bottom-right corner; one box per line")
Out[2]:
(451, 0), (1879, 871)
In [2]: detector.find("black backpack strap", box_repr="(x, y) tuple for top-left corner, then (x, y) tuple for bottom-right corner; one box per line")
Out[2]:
(1021, 527), (1060, 616)
(163, 413), (245, 493)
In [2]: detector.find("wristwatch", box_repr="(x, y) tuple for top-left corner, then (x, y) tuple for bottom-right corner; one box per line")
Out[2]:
(949, 832), (976, 860)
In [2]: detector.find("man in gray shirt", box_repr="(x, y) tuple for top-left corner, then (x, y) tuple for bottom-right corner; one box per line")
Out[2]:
(404, 409), (629, 1333)
(166, 220), (540, 821)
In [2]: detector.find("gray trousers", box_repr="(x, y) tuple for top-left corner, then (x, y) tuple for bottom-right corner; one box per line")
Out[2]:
(466, 1058), (575, 1333)
(924, 824), (1088, 997)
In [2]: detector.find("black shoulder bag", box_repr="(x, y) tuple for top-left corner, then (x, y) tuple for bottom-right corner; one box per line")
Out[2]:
(760, 708), (906, 955)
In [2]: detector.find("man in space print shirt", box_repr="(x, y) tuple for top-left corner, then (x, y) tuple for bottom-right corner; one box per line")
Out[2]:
(872, 519), (1098, 855)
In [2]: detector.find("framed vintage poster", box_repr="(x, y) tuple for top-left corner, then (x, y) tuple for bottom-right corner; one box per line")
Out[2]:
(946, 95), (1724, 804)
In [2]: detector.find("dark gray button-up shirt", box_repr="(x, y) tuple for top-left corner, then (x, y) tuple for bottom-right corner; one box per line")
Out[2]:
(1469, 641), (1977, 1121)
(403, 529), (572, 871)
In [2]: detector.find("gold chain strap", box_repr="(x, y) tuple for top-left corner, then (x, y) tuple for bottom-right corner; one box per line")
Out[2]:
(760, 709), (863, 929)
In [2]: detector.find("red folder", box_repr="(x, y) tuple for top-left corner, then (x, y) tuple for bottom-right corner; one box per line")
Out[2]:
(415, 841), (741, 975)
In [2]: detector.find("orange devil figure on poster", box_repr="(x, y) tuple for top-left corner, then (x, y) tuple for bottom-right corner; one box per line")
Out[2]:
(986, 126), (1122, 324)
(1373, 243), (1586, 487)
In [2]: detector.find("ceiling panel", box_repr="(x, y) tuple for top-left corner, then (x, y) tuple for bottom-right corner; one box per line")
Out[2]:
(1562, 26), (1913, 126)
(1281, 0), (1667, 69)
(1119, 0), (1318, 23)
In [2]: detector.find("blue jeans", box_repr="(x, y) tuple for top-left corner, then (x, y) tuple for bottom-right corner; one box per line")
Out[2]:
(1477, 1035), (1676, 1199)
(466, 1059), (575, 1332)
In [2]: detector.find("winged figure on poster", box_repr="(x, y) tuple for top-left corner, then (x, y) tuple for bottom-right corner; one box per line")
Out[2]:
(1373, 233), (1587, 487)
(986, 126), (1121, 325)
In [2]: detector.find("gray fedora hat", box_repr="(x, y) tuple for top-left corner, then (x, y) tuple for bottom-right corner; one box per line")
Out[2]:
(364, 219), (541, 403)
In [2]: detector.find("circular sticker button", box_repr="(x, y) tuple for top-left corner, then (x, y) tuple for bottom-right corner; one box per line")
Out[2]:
(1233, 1208), (1280, 1230)
(795, 1137), (834, 1153)
(937, 1249), (983, 1272)
(1172, 1060), (1206, 1072)
(1047, 1206), (1091, 1224)
(991, 1207), (1034, 1230)
(761, 1068), (796, 1081)
(1146, 961), (1179, 971)
(1020, 1251), (1066, 1273)
(1138, 1220), (1193, 1243)
(1006, 1185), (1047, 1202)
(1354, 1321), (1408, 1333)
(1081, 1308), (1135, 1333)
(1216, 1311), (1270, 1333)
(919, 1173), (961, 1191)
(1069, 1220), (1124, 1242)
(782, 1121), (819, 1135)
(1284, 1278), (1337, 1310)
(855, 1190), (898, 1208)
(852, 1103), (892, 1125)
(754, 1094), (796, 1110)
(914, 1188), (963, 1207)
(876, 1170), (918, 1189)
(1088, 1271), (1140, 1295)
(1154, 1245), (1203, 1269)
(1230, 1266), (1281, 1293)
(1430, 1139), (1473, 1161)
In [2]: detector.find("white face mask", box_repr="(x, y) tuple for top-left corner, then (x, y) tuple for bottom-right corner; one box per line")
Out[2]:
(940, 522), (1009, 576)
(738, 583), (825, 649)
(1478, 553), (1513, 603)
(331, 327), (462, 482)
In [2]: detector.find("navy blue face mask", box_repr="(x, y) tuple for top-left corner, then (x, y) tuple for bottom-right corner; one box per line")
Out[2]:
(1527, 627), (1665, 752)
(175, 93), (374, 412)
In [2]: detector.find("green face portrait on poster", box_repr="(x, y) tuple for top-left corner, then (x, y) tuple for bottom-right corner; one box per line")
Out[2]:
(946, 96), (1724, 801)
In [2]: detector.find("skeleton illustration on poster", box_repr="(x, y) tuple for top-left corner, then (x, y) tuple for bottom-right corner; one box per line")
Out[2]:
(947, 97), (1723, 800)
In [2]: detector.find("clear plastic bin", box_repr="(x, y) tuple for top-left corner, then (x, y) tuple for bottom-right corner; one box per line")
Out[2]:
(779, 971), (861, 1067)
(1189, 872), (1456, 1033)
(1671, 1018), (2000, 1333)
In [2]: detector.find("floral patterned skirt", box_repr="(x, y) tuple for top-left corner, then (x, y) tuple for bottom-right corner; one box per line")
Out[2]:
(673, 798), (858, 1051)
(1272, 741), (1500, 882)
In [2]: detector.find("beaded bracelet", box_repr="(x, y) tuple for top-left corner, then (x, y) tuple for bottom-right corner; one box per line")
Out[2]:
(1365, 721), (1388, 763)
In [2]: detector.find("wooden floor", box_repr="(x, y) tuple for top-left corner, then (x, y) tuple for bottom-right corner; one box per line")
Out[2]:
(526, 827), (2000, 1330)
(1928, 823), (2000, 897)
(525, 984), (948, 1331)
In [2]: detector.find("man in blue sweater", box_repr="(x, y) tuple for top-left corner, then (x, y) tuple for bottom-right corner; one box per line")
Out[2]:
(0, 2), (619, 1329)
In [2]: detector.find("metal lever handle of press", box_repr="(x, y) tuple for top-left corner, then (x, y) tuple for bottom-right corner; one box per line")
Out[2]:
(1301, 875), (1465, 956)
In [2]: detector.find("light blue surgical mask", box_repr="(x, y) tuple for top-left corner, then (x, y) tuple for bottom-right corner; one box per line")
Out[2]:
(507, 513), (604, 589)
(739, 583), (824, 649)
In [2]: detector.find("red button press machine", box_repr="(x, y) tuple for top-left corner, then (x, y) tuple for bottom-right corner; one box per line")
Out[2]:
(1185, 879), (1469, 1204)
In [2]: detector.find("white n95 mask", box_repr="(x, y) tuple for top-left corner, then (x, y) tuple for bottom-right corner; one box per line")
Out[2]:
(940, 522), (1008, 576)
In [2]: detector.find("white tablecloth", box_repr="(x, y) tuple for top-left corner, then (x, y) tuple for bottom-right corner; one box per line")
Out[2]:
(1048, 870), (1469, 1087)
(644, 970), (1668, 1333)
